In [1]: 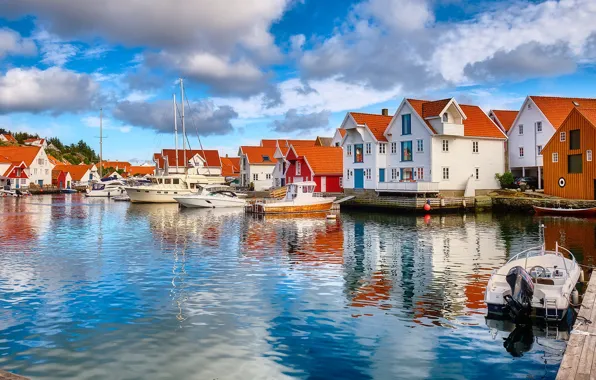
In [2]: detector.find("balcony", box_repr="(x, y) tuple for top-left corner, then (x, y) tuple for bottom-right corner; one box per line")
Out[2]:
(376, 181), (440, 193)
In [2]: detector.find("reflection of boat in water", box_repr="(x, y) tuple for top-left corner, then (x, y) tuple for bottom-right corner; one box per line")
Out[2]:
(61, 188), (77, 194)
(485, 242), (581, 321)
(174, 185), (246, 208)
(533, 205), (596, 217)
(247, 182), (335, 214)
(86, 180), (126, 197)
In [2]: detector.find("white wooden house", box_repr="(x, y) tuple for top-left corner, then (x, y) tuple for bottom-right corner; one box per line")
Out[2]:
(238, 146), (277, 191)
(0, 146), (53, 187)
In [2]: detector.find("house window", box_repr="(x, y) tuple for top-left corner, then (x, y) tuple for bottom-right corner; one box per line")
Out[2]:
(34, 168), (37, 174)
(21, 179), (26, 184)
(253, 173), (259, 181)
(519, 125), (524, 135)
(45, 169), (49, 175)
(347, 145), (352, 156)
(472, 141), (479, 153)
(588, 150), (593, 162)
(519, 147), (524, 157)
(391, 168), (399, 180)
(442, 113), (449, 122)
(401, 141), (413, 161)
(296, 161), (301, 175)
(570, 129), (580, 150)
(365, 143), (372, 155)
(339, 177), (343, 188)
(416, 167), (424, 180)
(402, 114), (412, 135)
(266, 173), (271, 180)
(536, 121), (542, 132)
(354, 144), (363, 163)
(379, 143), (386, 154)
(442, 167), (450, 180)
(365, 168), (372, 180)
(475, 167), (479, 180)
(552, 152), (559, 163)
(568, 154), (583, 173)
(346, 170), (350, 180)
(560, 131), (566, 142)
(442, 140), (449, 152)
(537, 145), (543, 155)
(391, 142), (397, 154)
(416, 139), (424, 153)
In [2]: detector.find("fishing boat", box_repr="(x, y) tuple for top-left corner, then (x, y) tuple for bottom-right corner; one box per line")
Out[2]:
(533, 205), (596, 217)
(86, 180), (126, 197)
(484, 242), (581, 322)
(246, 181), (335, 214)
(173, 185), (246, 208)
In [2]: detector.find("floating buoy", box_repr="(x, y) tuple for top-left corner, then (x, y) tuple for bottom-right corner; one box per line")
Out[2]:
(572, 289), (579, 305)
(423, 203), (431, 211)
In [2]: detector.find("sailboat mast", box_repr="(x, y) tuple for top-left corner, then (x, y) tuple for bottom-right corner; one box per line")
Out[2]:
(99, 107), (103, 178)
(180, 78), (187, 174)
(173, 94), (179, 174)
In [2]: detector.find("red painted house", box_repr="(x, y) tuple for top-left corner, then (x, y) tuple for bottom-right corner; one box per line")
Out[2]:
(285, 145), (343, 192)
(0, 160), (29, 189)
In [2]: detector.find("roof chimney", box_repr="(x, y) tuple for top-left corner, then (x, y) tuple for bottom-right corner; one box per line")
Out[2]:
(382, 108), (389, 116)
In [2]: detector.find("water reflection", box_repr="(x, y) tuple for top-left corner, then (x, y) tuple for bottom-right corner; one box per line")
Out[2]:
(2, 197), (596, 379)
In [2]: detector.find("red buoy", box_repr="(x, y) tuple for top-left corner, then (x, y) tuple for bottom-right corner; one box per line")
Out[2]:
(423, 203), (431, 211)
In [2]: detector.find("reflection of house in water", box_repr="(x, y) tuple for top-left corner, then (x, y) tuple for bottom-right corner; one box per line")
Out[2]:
(541, 217), (596, 266)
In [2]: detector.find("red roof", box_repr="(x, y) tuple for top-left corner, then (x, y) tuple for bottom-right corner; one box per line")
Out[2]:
(0, 146), (41, 166)
(221, 157), (240, 177)
(129, 166), (155, 176)
(289, 146), (343, 175)
(530, 96), (596, 129)
(349, 112), (393, 142)
(53, 164), (93, 181)
(239, 146), (276, 164)
(491, 110), (518, 132)
(407, 99), (506, 139)
(157, 149), (221, 169)
(3, 162), (28, 178)
(1, 134), (17, 143)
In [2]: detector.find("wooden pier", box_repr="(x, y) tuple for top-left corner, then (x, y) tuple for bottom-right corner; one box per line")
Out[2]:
(557, 272), (596, 379)
(0, 369), (28, 380)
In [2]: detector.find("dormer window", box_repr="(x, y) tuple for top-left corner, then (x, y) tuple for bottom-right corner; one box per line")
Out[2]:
(262, 155), (270, 162)
(442, 113), (449, 123)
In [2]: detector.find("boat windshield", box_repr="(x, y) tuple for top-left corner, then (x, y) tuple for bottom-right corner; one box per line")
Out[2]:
(92, 183), (105, 191)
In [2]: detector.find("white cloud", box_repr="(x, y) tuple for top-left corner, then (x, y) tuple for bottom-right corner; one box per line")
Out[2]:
(33, 29), (78, 66)
(0, 28), (37, 58)
(362, 0), (433, 31)
(83, 45), (111, 59)
(123, 90), (155, 102)
(82, 115), (132, 134)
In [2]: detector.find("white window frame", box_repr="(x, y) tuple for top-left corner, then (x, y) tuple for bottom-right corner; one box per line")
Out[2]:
(519, 147), (524, 157)
(253, 173), (259, 181)
(296, 161), (301, 175)
(475, 167), (479, 181)
(442, 167), (449, 180)
(379, 143), (386, 154)
(442, 140), (449, 152)
(519, 124), (524, 135)
(391, 168), (398, 180)
(365, 143), (372, 155)
(560, 132), (566, 142)
(537, 145), (542, 156)
(339, 177), (343, 188)
(536, 121), (542, 132)
(416, 139), (424, 153)
(365, 168), (372, 180)
(347, 145), (352, 156)
(472, 141), (479, 154)
(552, 152), (559, 163)
(266, 173), (271, 180)
(416, 167), (424, 180)
(588, 150), (593, 162)
(390, 142), (397, 154)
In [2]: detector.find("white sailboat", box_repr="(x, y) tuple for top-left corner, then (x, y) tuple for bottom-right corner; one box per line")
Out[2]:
(125, 79), (225, 203)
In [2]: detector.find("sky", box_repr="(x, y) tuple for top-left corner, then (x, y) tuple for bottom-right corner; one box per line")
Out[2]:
(2, 0), (596, 162)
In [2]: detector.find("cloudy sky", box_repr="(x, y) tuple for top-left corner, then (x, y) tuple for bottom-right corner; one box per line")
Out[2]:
(1, 0), (596, 161)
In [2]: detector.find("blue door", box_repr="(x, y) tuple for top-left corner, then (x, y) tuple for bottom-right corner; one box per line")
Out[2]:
(354, 169), (364, 189)
(379, 168), (385, 183)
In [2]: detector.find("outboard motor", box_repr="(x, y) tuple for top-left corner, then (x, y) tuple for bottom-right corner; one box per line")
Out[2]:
(503, 266), (535, 323)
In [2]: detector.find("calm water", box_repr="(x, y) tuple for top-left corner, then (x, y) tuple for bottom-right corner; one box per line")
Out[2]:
(1, 194), (595, 380)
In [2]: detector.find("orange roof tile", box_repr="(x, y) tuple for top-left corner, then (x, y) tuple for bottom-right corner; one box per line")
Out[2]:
(221, 157), (240, 177)
(239, 146), (277, 164)
(349, 112), (393, 142)
(157, 149), (221, 169)
(0, 146), (41, 166)
(53, 164), (93, 181)
(291, 146), (343, 175)
(260, 139), (279, 147)
(530, 96), (596, 129)
(338, 129), (346, 137)
(3, 162), (28, 178)
(491, 110), (518, 132)
(128, 166), (155, 176)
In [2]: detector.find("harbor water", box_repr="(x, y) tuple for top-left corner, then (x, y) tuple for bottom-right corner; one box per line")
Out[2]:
(1, 194), (594, 379)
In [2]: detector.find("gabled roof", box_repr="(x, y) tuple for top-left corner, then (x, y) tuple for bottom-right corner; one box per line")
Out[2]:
(156, 149), (221, 169)
(1, 134), (17, 143)
(338, 129), (346, 137)
(53, 164), (93, 181)
(406, 99), (506, 139)
(2, 161), (28, 178)
(349, 112), (393, 142)
(288, 146), (343, 175)
(239, 146), (277, 164)
(221, 157), (240, 177)
(490, 110), (518, 132)
(315, 136), (333, 147)
(0, 146), (41, 166)
(530, 96), (596, 129)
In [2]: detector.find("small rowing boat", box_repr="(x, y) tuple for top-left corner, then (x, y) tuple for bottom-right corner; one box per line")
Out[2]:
(246, 181), (335, 214)
(533, 205), (596, 217)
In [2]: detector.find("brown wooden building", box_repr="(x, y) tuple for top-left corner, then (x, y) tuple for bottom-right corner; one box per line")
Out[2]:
(542, 107), (596, 199)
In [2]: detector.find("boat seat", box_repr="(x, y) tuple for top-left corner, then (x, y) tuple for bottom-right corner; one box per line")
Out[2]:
(533, 278), (555, 285)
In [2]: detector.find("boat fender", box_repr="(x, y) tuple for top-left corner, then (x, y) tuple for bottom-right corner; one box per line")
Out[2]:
(580, 270), (585, 283)
(572, 289), (580, 305)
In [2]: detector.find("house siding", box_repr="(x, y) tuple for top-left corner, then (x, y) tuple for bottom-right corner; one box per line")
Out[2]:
(342, 119), (381, 190)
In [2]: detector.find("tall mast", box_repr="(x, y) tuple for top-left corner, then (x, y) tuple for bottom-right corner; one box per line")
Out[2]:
(99, 107), (103, 178)
(173, 93), (179, 174)
(180, 78), (186, 174)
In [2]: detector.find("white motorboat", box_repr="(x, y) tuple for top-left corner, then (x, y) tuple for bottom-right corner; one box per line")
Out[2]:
(85, 180), (126, 197)
(124, 174), (225, 203)
(246, 181), (336, 214)
(484, 242), (581, 321)
(174, 185), (246, 208)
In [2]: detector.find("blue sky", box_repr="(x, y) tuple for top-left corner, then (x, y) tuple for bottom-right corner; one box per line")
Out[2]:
(1, 0), (596, 161)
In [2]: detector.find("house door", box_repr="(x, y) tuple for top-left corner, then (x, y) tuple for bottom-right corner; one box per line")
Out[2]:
(281, 178), (285, 186)
(321, 176), (327, 192)
(354, 169), (364, 189)
(379, 168), (385, 183)
(38, 179), (43, 186)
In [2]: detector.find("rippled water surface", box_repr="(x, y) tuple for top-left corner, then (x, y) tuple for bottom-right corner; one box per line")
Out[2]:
(1, 194), (595, 379)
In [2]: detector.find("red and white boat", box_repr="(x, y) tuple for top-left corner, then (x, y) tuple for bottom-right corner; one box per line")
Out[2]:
(247, 181), (335, 214)
(533, 205), (596, 217)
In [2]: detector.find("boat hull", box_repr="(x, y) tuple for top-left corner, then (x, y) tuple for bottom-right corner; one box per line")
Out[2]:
(85, 188), (125, 197)
(174, 196), (245, 208)
(124, 187), (193, 203)
(486, 303), (569, 320)
(251, 198), (335, 214)
(533, 205), (596, 217)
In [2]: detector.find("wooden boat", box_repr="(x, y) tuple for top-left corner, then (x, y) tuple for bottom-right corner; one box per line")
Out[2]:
(533, 205), (596, 217)
(247, 181), (335, 214)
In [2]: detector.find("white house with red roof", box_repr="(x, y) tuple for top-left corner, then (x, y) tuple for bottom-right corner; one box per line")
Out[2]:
(238, 146), (277, 190)
(507, 96), (596, 189)
(0, 134), (17, 144)
(153, 149), (222, 176)
(0, 146), (53, 187)
(0, 157), (28, 189)
(267, 139), (316, 189)
(23, 138), (47, 148)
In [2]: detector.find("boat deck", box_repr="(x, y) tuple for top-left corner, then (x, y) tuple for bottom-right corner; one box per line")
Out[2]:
(557, 271), (596, 379)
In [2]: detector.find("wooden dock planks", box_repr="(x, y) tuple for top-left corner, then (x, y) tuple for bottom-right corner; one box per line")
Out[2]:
(0, 369), (29, 380)
(557, 272), (596, 379)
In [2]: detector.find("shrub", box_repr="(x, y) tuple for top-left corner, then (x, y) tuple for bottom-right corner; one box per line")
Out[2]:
(495, 172), (515, 189)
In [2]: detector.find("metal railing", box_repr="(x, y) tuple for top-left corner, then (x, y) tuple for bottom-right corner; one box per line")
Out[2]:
(376, 181), (440, 192)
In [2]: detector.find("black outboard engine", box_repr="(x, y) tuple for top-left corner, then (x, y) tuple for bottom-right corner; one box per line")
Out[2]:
(503, 266), (535, 323)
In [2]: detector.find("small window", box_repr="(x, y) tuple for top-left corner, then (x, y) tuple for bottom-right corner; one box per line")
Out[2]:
(442, 140), (449, 152)
(588, 150), (593, 162)
(475, 167), (479, 180)
(442, 167), (449, 180)
(442, 113), (449, 122)
(296, 161), (301, 175)
(173, 178), (180, 184)
(253, 173), (259, 181)
(347, 145), (352, 156)
(560, 132), (566, 142)
(416, 139), (424, 153)
(164, 178), (171, 184)
(536, 121), (542, 132)
(339, 177), (343, 188)
(354, 144), (363, 163)
(552, 153), (559, 163)
(568, 154), (583, 173)
(391, 168), (398, 180)
(402, 114), (412, 135)
(379, 143), (386, 154)
(390, 142), (397, 154)
(262, 155), (271, 162)
(416, 167), (424, 180)
(570, 129), (580, 150)
(537, 145), (542, 155)
(365, 143), (372, 155)
(472, 141), (478, 153)
(519, 147), (524, 157)
(266, 173), (271, 180)
(519, 125), (524, 135)
(346, 170), (350, 180)
(365, 168), (372, 180)
(528, 103), (532, 110)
